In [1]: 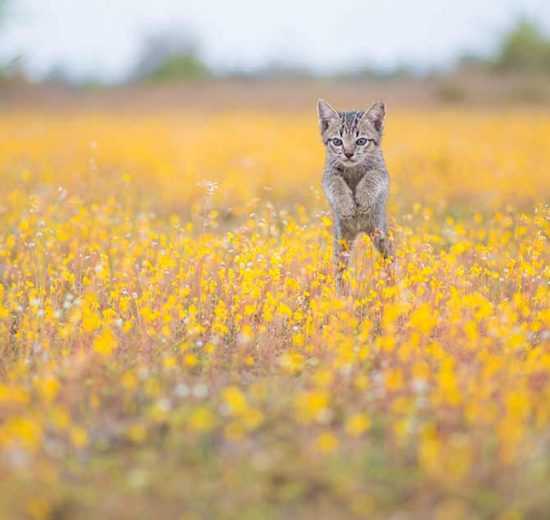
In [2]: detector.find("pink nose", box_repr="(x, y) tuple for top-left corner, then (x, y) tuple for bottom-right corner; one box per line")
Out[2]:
(344, 150), (354, 158)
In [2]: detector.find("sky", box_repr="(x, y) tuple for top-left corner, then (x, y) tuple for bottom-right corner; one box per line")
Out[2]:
(2, 0), (550, 82)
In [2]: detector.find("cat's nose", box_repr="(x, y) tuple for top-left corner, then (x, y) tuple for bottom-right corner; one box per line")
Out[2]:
(344, 150), (354, 159)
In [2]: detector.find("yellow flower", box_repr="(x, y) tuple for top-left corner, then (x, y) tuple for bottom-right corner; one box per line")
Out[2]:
(1, 416), (43, 451)
(93, 328), (117, 357)
(183, 353), (198, 368)
(82, 311), (101, 333)
(345, 413), (371, 437)
(70, 426), (88, 449)
(295, 390), (330, 424)
(221, 386), (248, 415)
(279, 351), (305, 374)
(127, 424), (147, 443)
(188, 407), (215, 434)
(315, 432), (339, 453)
(121, 371), (138, 390)
(409, 303), (438, 335)
(35, 378), (60, 402)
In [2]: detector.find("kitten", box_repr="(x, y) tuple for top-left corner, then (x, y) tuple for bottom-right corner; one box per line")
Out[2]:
(317, 99), (393, 288)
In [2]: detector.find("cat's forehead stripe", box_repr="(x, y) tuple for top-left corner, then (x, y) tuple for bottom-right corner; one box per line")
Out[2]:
(338, 111), (365, 134)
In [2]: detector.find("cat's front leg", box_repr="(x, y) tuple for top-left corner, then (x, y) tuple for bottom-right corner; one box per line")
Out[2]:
(355, 173), (383, 217)
(323, 173), (356, 220)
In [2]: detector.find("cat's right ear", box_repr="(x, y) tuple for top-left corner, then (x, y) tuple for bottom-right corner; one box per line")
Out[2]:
(317, 99), (339, 134)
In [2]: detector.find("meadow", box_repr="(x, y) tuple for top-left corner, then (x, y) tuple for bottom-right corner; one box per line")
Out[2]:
(0, 107), (549, 519)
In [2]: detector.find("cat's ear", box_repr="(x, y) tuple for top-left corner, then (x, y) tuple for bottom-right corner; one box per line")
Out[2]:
(362, 101), (385, 133)
(317, 98), (339, 134)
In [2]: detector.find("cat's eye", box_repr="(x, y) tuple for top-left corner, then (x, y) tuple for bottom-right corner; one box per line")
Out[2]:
(356, 138), (368, 146)
(331, 138), (343, 146)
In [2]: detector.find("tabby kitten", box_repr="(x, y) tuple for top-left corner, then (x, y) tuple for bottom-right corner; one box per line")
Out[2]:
(317, 99), (393, 287)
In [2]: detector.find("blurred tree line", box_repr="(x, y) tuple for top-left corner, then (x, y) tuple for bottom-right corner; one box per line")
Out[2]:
(133, 17), (550, 83)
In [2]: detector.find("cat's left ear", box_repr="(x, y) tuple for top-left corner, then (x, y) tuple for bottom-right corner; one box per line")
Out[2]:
(362, 101), (385, 133)
(317, 98), (339, 134)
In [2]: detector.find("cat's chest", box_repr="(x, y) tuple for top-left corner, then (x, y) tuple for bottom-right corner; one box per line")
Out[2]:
(337, 168), (364, 196)
(344, 175), (362, 195)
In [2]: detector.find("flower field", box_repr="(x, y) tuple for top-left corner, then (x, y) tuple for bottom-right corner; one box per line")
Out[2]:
(0, 108), (549, 519)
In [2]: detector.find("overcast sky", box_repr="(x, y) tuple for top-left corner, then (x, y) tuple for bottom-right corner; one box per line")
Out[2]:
(2, 0), (550, 81)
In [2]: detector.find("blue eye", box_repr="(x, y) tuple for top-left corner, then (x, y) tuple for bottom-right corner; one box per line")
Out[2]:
(332, 138), (343, 146)
(356, 138), (368, 146)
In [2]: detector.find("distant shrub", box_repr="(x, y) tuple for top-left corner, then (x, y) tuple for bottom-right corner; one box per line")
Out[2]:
(495, 19), (550, 73)
(131, 30), (210, 83)
(146, 53), (209, 82)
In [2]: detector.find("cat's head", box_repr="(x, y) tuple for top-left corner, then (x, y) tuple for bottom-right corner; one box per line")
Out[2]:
(317, 99), (385, 167)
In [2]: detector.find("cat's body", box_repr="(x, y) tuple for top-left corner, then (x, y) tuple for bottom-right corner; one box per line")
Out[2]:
(317, 99), (393, 286)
